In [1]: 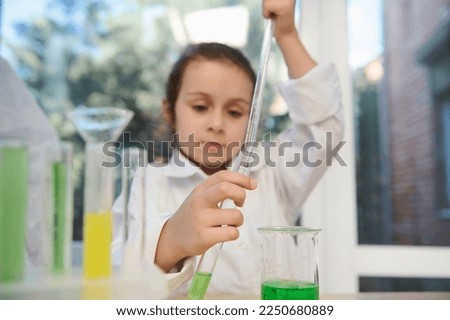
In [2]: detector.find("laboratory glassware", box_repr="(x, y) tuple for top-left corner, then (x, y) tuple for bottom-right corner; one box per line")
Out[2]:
(258, 227), (320, 300)
(47, 142), (74, 275)
(187, 19), (274, 299)
(120, 147), (147, 272)
(0, 140), (28, 283)
(68, 107), (133, 280)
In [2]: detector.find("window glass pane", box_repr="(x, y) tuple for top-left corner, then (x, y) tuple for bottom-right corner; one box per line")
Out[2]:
(360, 277), (450, 292)
(439, 100), (450, 216)
(349, 0), (450, 246)
(1, 0), (290, 240)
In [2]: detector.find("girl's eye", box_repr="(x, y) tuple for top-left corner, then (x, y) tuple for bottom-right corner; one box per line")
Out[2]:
(229, 110), (243, 118)
(192, 105), (208, 112)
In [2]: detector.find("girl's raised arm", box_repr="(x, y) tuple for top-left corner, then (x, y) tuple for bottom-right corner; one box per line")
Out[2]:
(263, 0), (317, 78)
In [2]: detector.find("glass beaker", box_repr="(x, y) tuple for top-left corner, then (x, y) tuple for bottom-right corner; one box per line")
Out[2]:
(0, 140), (28, 283)
(258, 227), (320, 300)
(68, 107), (133, 280)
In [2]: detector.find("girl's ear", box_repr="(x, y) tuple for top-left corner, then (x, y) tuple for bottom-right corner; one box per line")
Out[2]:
(161, 98), (175, 130)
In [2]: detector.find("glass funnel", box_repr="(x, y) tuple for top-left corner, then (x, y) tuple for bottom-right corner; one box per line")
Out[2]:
(68, 107), (133, 280)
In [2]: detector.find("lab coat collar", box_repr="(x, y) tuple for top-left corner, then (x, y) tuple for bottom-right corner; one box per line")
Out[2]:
(164, 149), (206, 178)
(164, 146), (265, 178)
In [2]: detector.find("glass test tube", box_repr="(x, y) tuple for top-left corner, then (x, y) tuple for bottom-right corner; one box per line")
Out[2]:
(120, 147), (147, 272)
(187, 19), (274, 299)
(0, 140), (28, 284)
(48, 142), (74, 275)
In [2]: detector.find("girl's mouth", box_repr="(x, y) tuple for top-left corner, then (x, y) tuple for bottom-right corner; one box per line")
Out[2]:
(204, 142), (223, 153)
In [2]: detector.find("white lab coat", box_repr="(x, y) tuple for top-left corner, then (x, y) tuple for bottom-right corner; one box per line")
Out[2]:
(112, 63), (344, 295)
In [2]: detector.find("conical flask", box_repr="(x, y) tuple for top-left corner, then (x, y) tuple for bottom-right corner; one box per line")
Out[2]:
(68, 107), (133, 280)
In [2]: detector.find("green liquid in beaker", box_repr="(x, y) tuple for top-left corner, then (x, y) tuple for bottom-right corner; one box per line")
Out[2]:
(0, 146), (28, 283)
(187, 271), (212, 300)
(52, 161), (67, 274)
(261, 279), (319, 300)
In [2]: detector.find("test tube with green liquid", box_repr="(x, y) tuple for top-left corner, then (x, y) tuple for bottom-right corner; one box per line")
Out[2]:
(187, 19), (274, 299)
(50, 142), (73, 274)
(0, 141), (28, 283)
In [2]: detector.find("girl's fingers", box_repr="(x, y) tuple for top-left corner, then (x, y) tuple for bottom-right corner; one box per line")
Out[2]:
(263, 0), (294, 18)
(196, 170), (257, 192)
(203, 208), (244, 228)
(201, 181), (248, 207)
(205, 225), (241, 244)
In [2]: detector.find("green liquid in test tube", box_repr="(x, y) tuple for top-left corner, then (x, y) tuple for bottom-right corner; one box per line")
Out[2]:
(52, 161), (67, 273)
(187, 271), (213, 300)
(187, 19), (274, 300)
(0, 145), (28, 283)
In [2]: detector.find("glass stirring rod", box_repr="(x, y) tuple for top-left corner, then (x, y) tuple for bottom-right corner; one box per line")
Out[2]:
(187, 19), (274, 300)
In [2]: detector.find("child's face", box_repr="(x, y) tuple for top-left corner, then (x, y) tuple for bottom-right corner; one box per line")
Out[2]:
(173, 59), (253, 174)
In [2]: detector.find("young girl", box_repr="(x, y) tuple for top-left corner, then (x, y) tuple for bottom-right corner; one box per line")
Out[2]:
(113, 0), (344, 295)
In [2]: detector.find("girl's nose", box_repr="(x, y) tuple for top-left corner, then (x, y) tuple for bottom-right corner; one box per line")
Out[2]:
(207, 110), (225, 133)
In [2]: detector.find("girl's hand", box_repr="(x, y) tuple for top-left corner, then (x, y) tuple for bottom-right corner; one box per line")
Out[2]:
(263, 0), (316, 78)
(155, 170), (257, 272)
(263, 0), (297, 40)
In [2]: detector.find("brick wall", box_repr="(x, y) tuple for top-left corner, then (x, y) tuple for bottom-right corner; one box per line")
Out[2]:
(384, 0), (450, 245)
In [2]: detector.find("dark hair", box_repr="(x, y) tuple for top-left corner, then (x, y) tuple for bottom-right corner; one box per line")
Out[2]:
(164, 42), (256, 123)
